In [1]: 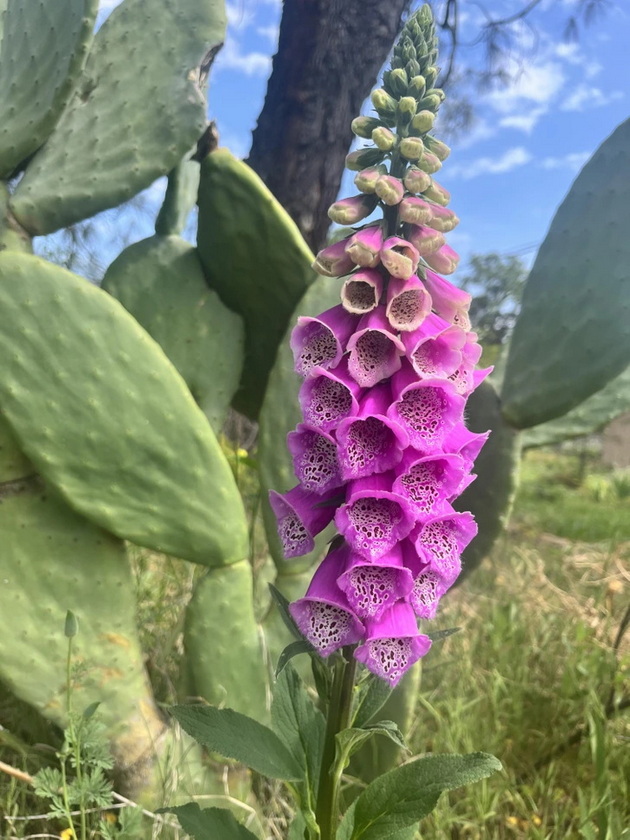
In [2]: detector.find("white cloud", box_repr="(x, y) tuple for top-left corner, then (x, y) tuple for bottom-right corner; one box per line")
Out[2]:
(487, 61), (566, 114)
(226, 2), (255, 28)
(449, 147), (532, 180)
(585, 60), (603, 79)
(499, 106), (547, 134)
(257, 24), (279, 44)
(560, 84), (624, 111)
(219, 131), (251, 160)
(215, 38), (271, 76)
(539, 151), (591, 170)
(457, 118), (497, 149)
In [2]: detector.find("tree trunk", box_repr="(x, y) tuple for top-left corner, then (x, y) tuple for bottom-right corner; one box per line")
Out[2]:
(247, 0), (411, 253)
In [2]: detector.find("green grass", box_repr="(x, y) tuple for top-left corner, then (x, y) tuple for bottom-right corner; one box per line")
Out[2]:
(1, 448), (629, 839)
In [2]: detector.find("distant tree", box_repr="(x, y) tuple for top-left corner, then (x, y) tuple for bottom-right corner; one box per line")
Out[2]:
(459, 252), (528, 345)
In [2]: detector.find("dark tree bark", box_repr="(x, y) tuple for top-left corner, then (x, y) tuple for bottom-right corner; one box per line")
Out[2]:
(247, 0), (411, 253)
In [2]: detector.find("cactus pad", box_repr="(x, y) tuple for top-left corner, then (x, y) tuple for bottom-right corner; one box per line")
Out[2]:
(258, 278), (343, 572)
(10, 0), (226, 234)
(0, 251), (248, 566)
(0, 0), (97, 178)
(197, 149), (317, 419)
(183, 561), (268, 722)
(501, 117), (630, 428)
(102, 235), (244, 433)
(0, 482), (165, 773)
(155, 158), (201, 237)
(0, 413), (32, 482)
(455, 380), (521, 576)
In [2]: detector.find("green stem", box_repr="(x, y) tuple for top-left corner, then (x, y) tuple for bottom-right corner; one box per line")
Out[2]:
(315, 648), (357, 840)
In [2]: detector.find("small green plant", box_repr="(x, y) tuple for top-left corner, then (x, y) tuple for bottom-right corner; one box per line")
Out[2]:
(31, 613), (141, 840)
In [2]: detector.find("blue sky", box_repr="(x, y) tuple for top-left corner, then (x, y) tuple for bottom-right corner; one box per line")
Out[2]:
(88, 0), (629, 273)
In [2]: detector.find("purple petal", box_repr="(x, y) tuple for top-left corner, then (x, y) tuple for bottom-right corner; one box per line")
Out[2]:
(299, 358), (362, 431)
(347, 307), (405, 388)
(385, 274), (432, 332)
(423, 270), (471, 327)
(269, 485), (339, 559)
(402, 313), (466, 379)
(290, 305), (358, 377)
(345, 225), (384, 268)
(414, 511), (478, 584)
(393, 452), (468, 519)
(380, 236), (420, 280)
(313, 236), (356, 277)
(337, 545), (414, 621)
(443, 422), (490, 470)
(287, 424), (343, 494)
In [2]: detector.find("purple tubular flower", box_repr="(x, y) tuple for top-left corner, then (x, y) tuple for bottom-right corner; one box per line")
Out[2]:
(354, 601), (432, 686)
(414, 511), (478, 584)
(287, 424), (344, 494)
(337, 544), (414, 621)
(386, 274), (432, 333)
(290, 305), (358, 376)
(299, 358), (362, 431)
(405, 223), (445, 257)
(336, 384), (409, 480)
(290, 546), (365, 657)
(388, 364), (465, 452)
(423, 270), (472, 328)
(401, 313), (466, 379)
(345, 226), (384, 268)
(335, 473), (415, 561)
(423, 242), (460, 275)
(341, 268), (384, 314)
(347, 307), (405, 388)
(269, 484), (340, 558)
(443, 423), (490, 473)
(380, 236), (420, 280)
(393, 451), (468, 519)
(313, 236), (356, 277)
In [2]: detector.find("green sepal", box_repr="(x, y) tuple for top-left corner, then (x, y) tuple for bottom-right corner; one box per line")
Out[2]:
(159, 803), (258, 840)
(501, 117), (630, 428)
(169, 705), (303, 781)
(102, 235), (244, 433)
(258, 278), (342, 572)
(271, 663), (325, 799)
(338, 752), (502, 840)
(352, 676), (393, 729)
(0, 0), (97, 178)
(0, 251), (248, 566)
(455, 380), (521, 578)
(10, 0), (226, 234)
(182, 561), (268, 721)
(196, 148), (317, 419)
(523, 363), (630, 448)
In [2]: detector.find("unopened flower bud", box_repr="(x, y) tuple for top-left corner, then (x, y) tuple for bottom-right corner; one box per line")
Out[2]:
(351, 116), (383, 139)
(371, 88), (397, 118)
(384, 67), (408, 97)
(381, 236), (420, 280)
(424, 66), (439, 87)
(403, 167), (432, 194)
(424, 135), (451, 161)
(407, 75), (426, 98)
(405, 223), (445, 256)
(427, 87), (446, 101)
(406, 58), (421, 77)
(397, 96), (417, 123)
(398, 195), (433, 225)
(411, 110), (435, 134)
(345, 147), (386, 171)
(354, 164), (387, 194)
(345, 225), (384, 268)
(372, 126), (396, 151)
(423, 180), (450, 206)
(424, 243), (460, 275)
(418, 93), (441, 112)
(374, 174), (405, 206)
(427, 204), (459, 232)
(399, 136), (425, 161)
(328, 194), (378, 225)
(312, 237), (355, 277)
(417, 151), (442, 174)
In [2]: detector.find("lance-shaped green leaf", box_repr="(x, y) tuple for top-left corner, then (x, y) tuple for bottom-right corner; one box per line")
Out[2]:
(258, 278), (342, 572)
(455, 380), (521, 578)
(160, 803), (258, 840)
(338, 752), (502, 840)
(501, 117), (630, 428)
(170, 705), (303, 781)
(182, 561), (268, 721)
(0, 0), (97, 178)
(523, 364), (630, 449)
(102, 235), (244, 433)
(0, 251), (248, 566)
(196, 148), (317, 419)
(0, 482), (165, 773)
(10, 0), (226, 234)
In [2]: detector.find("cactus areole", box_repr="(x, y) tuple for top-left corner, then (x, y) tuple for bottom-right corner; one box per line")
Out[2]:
(271, 5), (491, 687)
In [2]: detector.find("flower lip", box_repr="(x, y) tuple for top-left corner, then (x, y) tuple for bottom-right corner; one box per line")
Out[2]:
(386, 274), (432, 333)
(341, 267), (384, 313)
(347, 307), (405, 388)
(290, 305), (358, 376)
(299, 358), (363, 431)
(287, 423), (344, 495)
(337, 545), (414, 622)
(269, 484), (340, 559)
